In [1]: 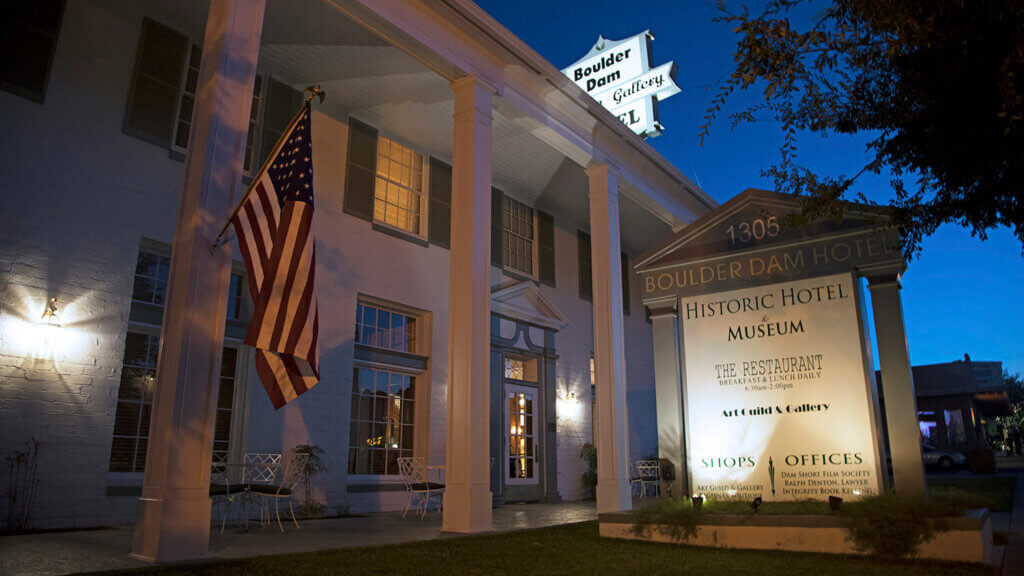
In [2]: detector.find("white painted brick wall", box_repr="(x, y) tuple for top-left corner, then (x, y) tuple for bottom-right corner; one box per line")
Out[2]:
(0, 0), (665, 528)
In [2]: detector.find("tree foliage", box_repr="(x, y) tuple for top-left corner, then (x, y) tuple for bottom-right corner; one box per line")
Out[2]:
(702, 0), (1024, 257)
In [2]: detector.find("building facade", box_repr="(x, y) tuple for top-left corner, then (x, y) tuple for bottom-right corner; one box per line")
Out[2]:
(0, 0), (714, 532)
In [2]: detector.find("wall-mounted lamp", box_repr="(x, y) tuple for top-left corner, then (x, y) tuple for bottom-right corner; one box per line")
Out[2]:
(39, 298), (61, 328)
(567, 391), (577, 401)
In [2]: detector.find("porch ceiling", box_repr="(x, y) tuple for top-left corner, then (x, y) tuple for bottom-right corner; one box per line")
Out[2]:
(256, 0), (674, 254)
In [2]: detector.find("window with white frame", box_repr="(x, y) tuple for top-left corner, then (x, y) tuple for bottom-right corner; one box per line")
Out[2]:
(355, 302), (416, 353)
(348, 367), (415, 476)
(373, 137), (424, 234)
(503, 195), (534, 275)
(109, 245), (248, 474)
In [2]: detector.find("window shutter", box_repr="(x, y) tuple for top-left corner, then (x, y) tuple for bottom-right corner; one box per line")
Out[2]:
(344, 118), (378, 221)
(491, 188), (504, 267)
(428, 158), (452, 248)
(578, 231), (592, 301)
(260, 77), (303, 166)
(0, 0), (65, 102)
(621, 251), (631, 315)
(537, 210), (555, 286)
(124, 18), (188, 146)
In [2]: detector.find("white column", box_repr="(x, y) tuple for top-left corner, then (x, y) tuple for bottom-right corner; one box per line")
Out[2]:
(868, 276), (927, 496)
(586, 163), (632, 514)
(131, 0), (264, 562)
(651, 304), (687, 498)
(443, 75), (494, 533)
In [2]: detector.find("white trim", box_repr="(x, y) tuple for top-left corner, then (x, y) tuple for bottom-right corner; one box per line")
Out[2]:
(491, 282), (568, 330)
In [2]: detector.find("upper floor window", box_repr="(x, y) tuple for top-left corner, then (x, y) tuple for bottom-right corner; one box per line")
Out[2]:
(503, 196), (534, 276)
(374, 137), (424, 234)
(355, 302), (416, 353)
(133, 250), (171, 306)
(124, 18), (269, 173)
(0, 0), (65, 103)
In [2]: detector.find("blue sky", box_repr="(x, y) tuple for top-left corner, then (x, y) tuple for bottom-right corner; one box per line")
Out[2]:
(476, 0), (1024, 376)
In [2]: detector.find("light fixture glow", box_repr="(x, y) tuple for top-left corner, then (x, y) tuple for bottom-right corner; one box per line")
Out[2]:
(39, 298), (61, 327)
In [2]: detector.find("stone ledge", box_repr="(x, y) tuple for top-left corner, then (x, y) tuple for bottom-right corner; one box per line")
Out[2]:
(599, 508), (993, 564)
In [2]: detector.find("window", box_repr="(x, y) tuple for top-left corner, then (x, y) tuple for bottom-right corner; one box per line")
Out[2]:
(172, 44), (202, 150)
(132, 250), (171, 305)
(348, 367), (415, 475)
(125, 19), (265, 169)
(213, 347), (238, 462)
(590, 355), (597, 443)
(0, 0), (65, 102)
(578, 231), (592, 301)
(110, 244), (247, 474)
(110, 332), (159, 472)
(503, 196), (534, 275)
(504, 356), (538, 383)
(918, 411), (938, 443)
(945, 409), (967, 446)
(373, 137), (424, 234)
(355, 302), (416, 353)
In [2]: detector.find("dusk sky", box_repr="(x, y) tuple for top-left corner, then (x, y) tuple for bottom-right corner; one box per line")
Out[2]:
(477, 0), (1024, 377)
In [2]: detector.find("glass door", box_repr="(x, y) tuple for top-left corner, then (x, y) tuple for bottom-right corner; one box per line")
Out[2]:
(506, 383), (538, 485)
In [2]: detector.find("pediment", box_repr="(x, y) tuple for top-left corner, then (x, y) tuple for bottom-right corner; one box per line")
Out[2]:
(636, 189), (894, 272)
(491, 282), (568, 331)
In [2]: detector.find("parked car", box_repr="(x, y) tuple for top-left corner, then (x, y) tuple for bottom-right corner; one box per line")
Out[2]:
(921, 443), (966, 469)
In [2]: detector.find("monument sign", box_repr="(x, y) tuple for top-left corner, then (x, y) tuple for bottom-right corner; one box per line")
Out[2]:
(562, 31), (681, 138)
(637, 189), (926, 501)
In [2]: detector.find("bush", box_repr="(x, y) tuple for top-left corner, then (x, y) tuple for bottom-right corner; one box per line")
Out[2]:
(580, 443), (597, 499)
(839, 492), (966, 557)
(630, 497), (700, 543)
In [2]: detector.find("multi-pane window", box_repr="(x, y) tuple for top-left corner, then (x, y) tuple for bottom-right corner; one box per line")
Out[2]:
(0, 0), (65, 102)
(355, 302), (416, 353)
(133, 250), (171, 305)
(504, 356), (538, 383)
(348, 367), (415, 475)
(503, 196), (534, 275)
(373, 137), (424, 234)
(110, 332), (159, 472)
(227, 273), (244, 320)
(243, 75), (263, 172)
(213, 347), (238, 462)
(507, 389), (536, 480)
(172, 44), (201, 150)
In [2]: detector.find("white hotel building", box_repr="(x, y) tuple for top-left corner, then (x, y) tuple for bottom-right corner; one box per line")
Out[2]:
(0, 0), (714, 546)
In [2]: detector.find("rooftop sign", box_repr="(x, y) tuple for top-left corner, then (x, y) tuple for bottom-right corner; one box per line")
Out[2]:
(562, 31), (681, 138)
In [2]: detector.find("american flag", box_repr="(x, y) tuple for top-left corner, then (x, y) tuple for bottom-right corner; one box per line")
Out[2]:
(232, 105), (319, 409)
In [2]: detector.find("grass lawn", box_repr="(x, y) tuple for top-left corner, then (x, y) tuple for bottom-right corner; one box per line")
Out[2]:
(928, 476), (1018, 512)
(83, 521), (994, 576)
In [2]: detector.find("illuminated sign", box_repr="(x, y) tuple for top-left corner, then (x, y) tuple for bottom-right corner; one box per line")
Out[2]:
(562, 31), (680, 138)
(680, 273), (885, 500)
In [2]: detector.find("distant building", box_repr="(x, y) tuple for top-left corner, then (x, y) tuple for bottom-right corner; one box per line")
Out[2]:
(878, 355), (1011, 454)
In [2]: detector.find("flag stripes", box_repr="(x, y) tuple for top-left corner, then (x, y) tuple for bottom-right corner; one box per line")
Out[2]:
(231, 105), (319, 409)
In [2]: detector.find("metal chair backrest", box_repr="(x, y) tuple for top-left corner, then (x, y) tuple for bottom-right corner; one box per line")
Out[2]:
(397, 456), (427, 490)
(636, 459), (660, 481)
(244, 452), (282, 484)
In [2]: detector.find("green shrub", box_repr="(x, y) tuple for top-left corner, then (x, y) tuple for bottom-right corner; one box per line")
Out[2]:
(293, 443), (327, 519)
(580, 443), (597, 499)
(840, 492), (960, 557)
(630, 498), (700, 543)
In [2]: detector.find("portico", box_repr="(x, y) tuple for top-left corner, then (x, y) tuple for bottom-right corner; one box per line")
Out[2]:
(127, 0), (713, 561)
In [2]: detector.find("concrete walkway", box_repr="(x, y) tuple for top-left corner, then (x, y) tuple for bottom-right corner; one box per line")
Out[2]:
(0, 502), (597, 576)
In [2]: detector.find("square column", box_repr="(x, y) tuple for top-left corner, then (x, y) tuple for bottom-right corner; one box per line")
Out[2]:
(650, 304), (688, 497)
(443, 75), (495, 533)
(131, 0), (265, 562)
(586, 163), (632, 514)
(868, 276), (926, 496)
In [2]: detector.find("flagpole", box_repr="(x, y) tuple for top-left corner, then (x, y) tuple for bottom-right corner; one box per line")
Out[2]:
(211, 86), (325, 252)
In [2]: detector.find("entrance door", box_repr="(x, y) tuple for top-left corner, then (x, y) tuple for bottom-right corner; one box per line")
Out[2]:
(504, 382), (540, 501)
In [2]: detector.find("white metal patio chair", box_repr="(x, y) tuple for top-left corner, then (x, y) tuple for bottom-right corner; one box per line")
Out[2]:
(241, 452), (282, 526)
(209, 452), (246, 534)
(397, 456), (445, 518)
(247, 451), (307, 532)
(635, 459), (661, 498)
